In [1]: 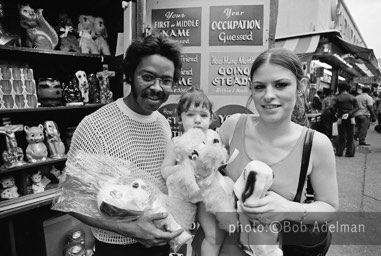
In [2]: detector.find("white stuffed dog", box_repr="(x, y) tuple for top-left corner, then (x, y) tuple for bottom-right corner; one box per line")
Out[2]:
(167, 128), (237, 231)
(234, 161), (283, 256)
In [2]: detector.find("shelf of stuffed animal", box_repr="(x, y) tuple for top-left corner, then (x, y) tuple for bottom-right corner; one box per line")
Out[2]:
(0, 103), (106, 114)
(0, 45), (112, 59)
(0, 187), (58, 218)
(0, 157), (66, 174)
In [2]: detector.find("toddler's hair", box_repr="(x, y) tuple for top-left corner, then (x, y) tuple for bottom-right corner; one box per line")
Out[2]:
(176, 88), (213, 121)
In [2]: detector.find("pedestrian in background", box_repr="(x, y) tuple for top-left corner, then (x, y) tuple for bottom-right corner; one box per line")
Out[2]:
(321, 89), (336, 141)
(334, 82), (359, 157)
(312, 90), (323, 112)
(354, 86), (376, 146)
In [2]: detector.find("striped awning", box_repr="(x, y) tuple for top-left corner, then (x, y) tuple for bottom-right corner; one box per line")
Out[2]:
(275, 35), (320, 54)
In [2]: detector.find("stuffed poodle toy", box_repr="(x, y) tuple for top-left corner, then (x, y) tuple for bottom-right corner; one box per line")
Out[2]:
(234, 160), (283, 256)
(166, 128), (237, 231)
(93, 17), (111, 55)
(77, 15), (99, 54)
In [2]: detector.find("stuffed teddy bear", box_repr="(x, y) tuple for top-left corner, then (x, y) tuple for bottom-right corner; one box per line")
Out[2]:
(77, 15), (99, 54)
(167, 128), (237, 232)
(234, 160), (282, 256)
(93, 17), (110, 55)
(55, 12), (80, 52)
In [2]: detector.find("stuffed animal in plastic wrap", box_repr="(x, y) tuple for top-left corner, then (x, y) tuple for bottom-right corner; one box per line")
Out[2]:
(77, 15), (99, 54)
(18, 4), (58, 49)
(55, 12), (80, 52)
(234, 161), (282, 256)
(24, 124), (48, 163)
(51, 152), (193, 253)
(168, 128), (238, 231)
(93, 17), (110, 55)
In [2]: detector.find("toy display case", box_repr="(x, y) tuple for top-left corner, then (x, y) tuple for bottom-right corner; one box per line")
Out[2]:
(0, 1), (124, 255)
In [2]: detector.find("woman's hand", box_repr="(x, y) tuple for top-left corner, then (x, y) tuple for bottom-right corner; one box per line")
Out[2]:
(241, 191), (294, 224)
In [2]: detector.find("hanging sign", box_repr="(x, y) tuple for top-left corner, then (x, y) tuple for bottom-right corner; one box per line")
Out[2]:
(152, 7), (202, 46)
(209, 5), (263, 46)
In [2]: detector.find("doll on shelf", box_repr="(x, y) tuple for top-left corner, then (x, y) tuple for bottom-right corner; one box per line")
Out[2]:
(31, 170), (50, 194)
(49, 165), (64, 183)
(0, 175), (20, 199)
(0, 124), (26, 168)
(44, 120), (66, 159)
(96, 64), (114, 104)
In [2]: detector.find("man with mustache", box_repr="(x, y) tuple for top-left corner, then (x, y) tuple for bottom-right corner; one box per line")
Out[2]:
(65, 33), (183, 256)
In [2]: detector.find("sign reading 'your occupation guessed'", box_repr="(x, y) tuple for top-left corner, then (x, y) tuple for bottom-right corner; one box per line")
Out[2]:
(209, 5), (263, 46)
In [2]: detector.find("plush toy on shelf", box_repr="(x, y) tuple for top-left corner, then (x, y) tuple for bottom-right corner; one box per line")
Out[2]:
(93, 17), (110, 55)
(77, 15), (99, 54)
(44, 120), (66, 159)
(54, 12), (80, 52)
(0, 175), (20, 200)
(0, 124), (26, 168)
(30, 170), (50, 193)
(18, 4), (58, 49)
(24, 124), (48, 163)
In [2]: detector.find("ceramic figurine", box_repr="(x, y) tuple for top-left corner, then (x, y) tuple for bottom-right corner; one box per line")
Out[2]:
(50, 165), (64, 183)
(1, 186), (20, 199)
(0, 1), (20, 46)
(88, 73), (101, 103)
(96, 64), (114, 104)
(18, 4), (58, 49)
(31, 171), (45, 193)
(0, 175), (20, 199)
(24, 124), (48, 162)
(44, 120), (66, 158)
(62, 78), (83, 106)
(0, 124), (26, 168)
(75, 70), (89, 104)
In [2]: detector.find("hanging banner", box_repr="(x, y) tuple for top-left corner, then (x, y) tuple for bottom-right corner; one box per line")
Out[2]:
(151, 7), (202, 46)
(209, 5), (263, 46)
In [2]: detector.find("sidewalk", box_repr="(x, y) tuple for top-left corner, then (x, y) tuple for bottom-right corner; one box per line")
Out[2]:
(327, 123), (381, 256)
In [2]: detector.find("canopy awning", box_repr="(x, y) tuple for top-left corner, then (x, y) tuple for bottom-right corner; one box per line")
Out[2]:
(275, 34), (320, 54)
(275, 31), (380, 77)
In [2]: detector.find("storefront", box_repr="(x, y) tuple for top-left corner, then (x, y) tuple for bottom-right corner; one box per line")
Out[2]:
(275, 30), (380, 97)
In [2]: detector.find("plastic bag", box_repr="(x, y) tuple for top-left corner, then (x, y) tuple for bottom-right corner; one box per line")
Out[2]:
(51, 151), (194, 252)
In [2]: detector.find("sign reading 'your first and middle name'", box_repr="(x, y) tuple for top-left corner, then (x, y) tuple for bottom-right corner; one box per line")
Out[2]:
(152, 7), (202, 46)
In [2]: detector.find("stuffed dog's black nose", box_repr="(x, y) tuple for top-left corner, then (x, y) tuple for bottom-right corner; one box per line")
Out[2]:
(241, 171), (256, 203)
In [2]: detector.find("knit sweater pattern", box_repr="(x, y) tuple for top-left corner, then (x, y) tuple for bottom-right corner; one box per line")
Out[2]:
(67, 98), (171, 245)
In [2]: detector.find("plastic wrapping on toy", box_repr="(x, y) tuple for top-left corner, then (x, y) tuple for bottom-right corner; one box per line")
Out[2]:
(51, 151), (194, 252)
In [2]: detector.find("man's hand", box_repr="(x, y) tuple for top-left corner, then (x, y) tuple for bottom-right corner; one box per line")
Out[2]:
(120, 212), (183, 248)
